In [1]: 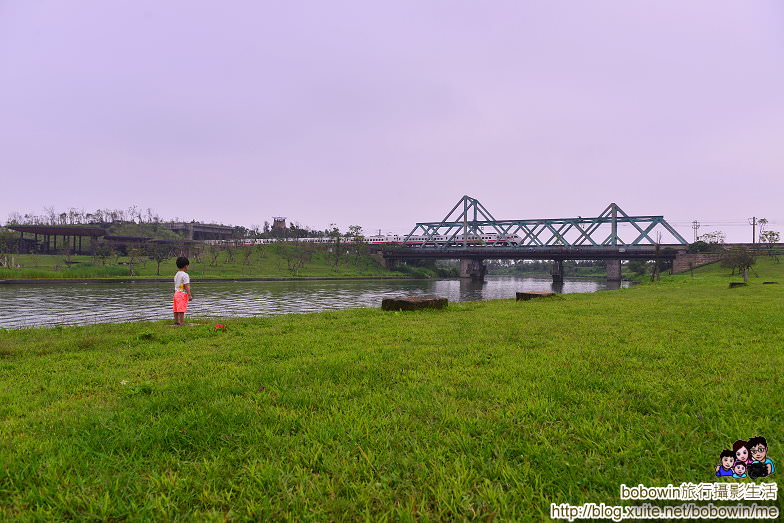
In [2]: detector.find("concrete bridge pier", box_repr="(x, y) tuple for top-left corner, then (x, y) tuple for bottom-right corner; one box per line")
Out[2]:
(459, 258), (486, 281)
(373, 252), (395, 270)
(551, 260), (564, 283)
(606, 259), (622, 282)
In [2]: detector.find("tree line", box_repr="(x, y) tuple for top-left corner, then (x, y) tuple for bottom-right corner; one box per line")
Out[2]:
(6, 206), (169, 226)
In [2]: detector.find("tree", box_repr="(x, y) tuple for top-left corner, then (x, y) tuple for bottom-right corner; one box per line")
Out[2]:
(241, 245), (254, 266)
(127, 247), (144, 276)
(347, 225), (366, 265)
(147, 243), (171, 275)
(278, 242), (314, 276)
(688, 241), (712, 253)
(327, 224), (343, 270)
(191, 244), (203, 264)
(0, 230), (17, 267)
(254, 243), (267, 261)
(224, 244), (236, 264)
(6, 212), (22, 225)
(759, 230), (781, 262)
(721, 248), (756, 279)
(207, 245), (222, 267)
(698, 231), (725, 245)
(62, 243), (74, 266)
(94, 241), (114, 265)
(627, 259), (649, 276)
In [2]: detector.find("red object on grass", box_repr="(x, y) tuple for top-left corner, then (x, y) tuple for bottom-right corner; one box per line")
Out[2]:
(214, 323), (226, 330)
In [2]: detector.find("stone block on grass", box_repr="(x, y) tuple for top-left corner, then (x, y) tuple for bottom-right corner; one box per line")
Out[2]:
(381, 297), (448, 311)
(516, 291), (556, 301)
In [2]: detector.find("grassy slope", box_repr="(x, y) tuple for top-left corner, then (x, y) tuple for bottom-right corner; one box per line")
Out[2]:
(0, 258), (782, 519)
(0, 250), (397, 280)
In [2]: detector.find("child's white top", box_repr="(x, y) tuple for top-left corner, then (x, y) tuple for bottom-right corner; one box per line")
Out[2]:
(174, 271), (190, 293)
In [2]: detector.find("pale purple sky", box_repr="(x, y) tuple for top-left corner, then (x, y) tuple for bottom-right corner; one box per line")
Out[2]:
(1, 1), (782, 241)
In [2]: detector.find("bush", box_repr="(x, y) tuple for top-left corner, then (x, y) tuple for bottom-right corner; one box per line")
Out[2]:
(688, 241), (713, 253)
(720, 249), (755, 276)
(435, 266), (460, 278)
(627, 260), (649, 276)
(396, 265), (434, 279)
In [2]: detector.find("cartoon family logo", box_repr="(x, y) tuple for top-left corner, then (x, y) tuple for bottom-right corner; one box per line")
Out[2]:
(715, 436), (775, 479)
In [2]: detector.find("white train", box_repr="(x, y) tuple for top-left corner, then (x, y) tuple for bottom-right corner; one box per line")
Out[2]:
(204, 232), (523, 247)
(367, 233), (523, 246)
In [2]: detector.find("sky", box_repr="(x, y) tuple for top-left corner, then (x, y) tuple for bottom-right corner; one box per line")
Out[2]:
(1, 1), (782, 242)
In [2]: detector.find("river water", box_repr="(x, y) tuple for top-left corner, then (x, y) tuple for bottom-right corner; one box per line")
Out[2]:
(0, 276), (632, 329)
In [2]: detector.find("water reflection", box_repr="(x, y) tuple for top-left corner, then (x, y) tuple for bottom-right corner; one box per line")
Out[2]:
(0, 276), (633, 329)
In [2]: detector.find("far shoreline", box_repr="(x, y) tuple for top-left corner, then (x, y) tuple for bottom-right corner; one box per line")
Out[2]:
(0, 275), (422, 285)
(0, 274), (634, 285)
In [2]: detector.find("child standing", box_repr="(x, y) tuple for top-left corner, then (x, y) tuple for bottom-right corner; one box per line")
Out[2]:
(173, 256), (193, 325)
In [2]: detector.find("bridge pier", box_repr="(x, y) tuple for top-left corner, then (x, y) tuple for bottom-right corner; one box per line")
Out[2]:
(551, 260), (564, 283)
(373, 252), (396, 270)
(459, 258), (486, 281)
(606, 259), (622, 282)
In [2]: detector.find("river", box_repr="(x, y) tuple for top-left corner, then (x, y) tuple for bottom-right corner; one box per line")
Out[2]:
(0, 276), (633, 329)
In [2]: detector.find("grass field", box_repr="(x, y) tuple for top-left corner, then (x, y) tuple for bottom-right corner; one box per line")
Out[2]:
(0, 248), (400, 280)
(0, 257), (782, 519)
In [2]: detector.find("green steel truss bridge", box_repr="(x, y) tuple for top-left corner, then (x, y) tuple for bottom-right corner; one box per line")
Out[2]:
(402, 195), (688, 248)
(381, 196), (694, 281)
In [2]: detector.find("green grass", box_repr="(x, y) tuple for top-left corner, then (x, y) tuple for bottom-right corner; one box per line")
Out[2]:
(0, 248), (399, 280)
(0, 258), (782, 519)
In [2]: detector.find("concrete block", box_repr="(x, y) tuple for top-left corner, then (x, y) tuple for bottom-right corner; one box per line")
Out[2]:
(382, 297), (448, 311)
(516, 291), (556, 301)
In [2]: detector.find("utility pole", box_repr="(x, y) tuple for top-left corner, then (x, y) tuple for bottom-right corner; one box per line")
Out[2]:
(748, 217), (757, 244)
(691, 220), (700, 243)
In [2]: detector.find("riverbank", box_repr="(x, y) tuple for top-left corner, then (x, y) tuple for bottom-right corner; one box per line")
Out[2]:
(0, 250), (412, 281)
(0, 275), (417, 285)
(1, 257), (781, 519)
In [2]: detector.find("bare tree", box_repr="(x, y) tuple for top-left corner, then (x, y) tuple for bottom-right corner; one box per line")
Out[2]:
(191, 244), (203, 263)
(279, 242), (314, 276)
(44, 206), (56, 225)
(6, 212), (22, 225)
(127, 247), (144, 276)
(241, 245), (254, 266)
(62, 243), (74, 266)
(147, 243), (171, 275)
(207, 245), (222, 266)
(224, 244), (236, 264)
(254, 243), (267, 260)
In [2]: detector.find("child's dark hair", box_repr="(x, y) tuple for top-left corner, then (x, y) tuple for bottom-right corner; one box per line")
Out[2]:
(733, 461), (747, 469)
(719, 449), (734, 459)
(176, 256), (190, 269)
(732, 440), (748, 453)
(748, 436), (767, 449)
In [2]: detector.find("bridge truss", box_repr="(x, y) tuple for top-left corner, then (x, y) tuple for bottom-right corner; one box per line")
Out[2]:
(403, 195), (688, 248)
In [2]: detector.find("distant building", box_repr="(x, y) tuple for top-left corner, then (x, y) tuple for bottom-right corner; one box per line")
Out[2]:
(272, 217), (287, 232)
